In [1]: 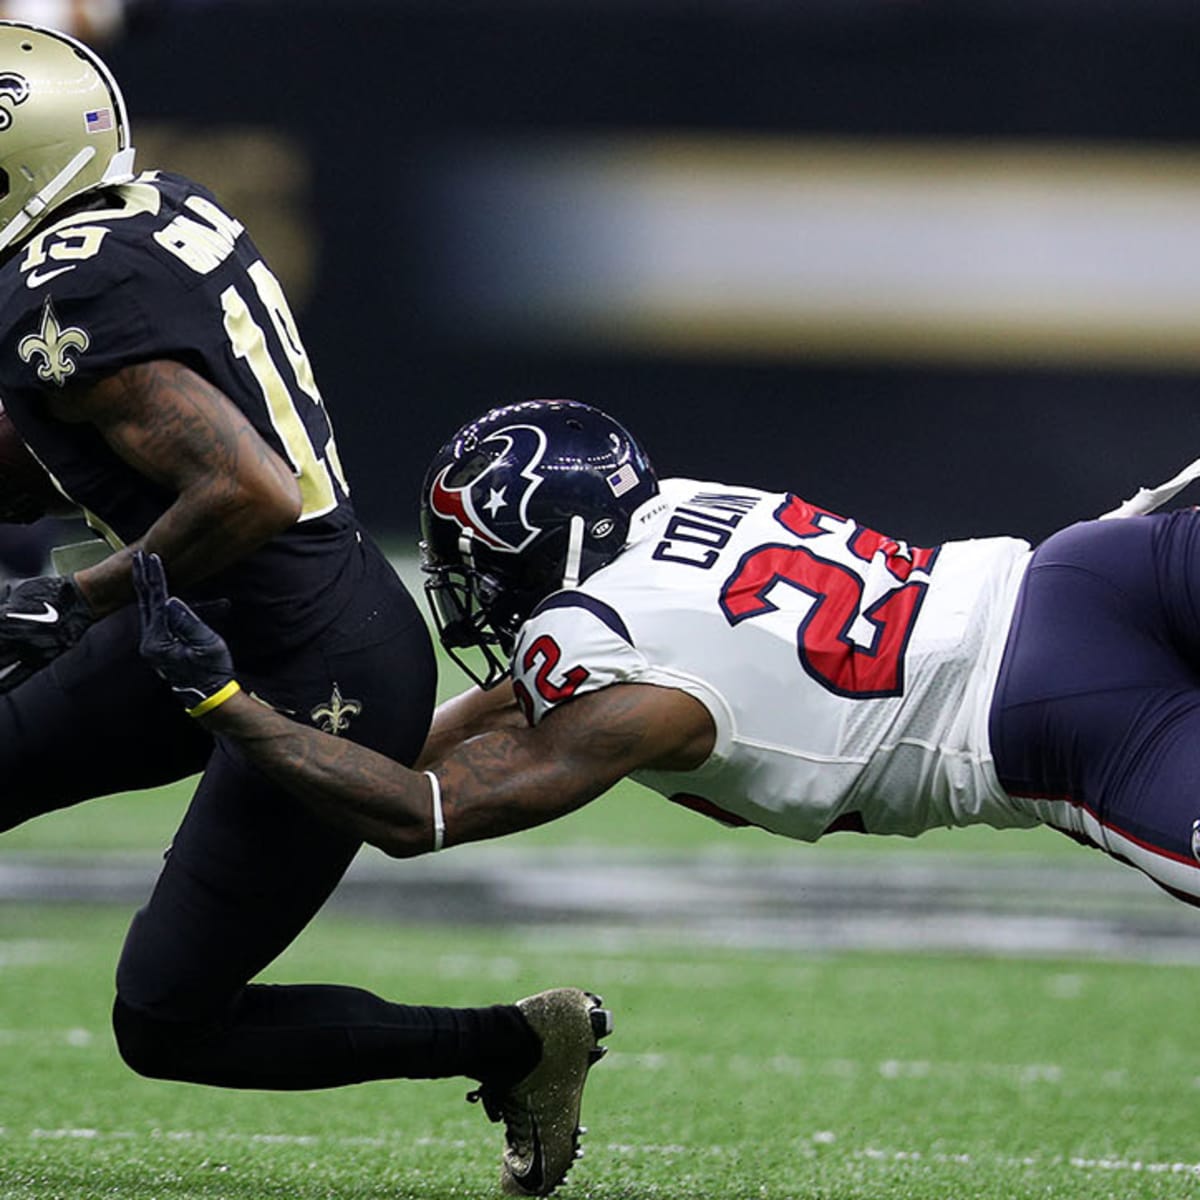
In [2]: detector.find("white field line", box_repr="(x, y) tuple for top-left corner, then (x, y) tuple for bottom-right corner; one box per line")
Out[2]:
(599, 1049), (1188, 1091)
(0, 1027), (96, 1046)
(429, 953), (1113, 1010)
(0, 939), (67, 967)
(0, 1029), (1138, 1086)
(0, 1027), (1187, 1091)
(603, 1049), (1070, 1083)
(7, 1126), (1200, 1178)
(0, 939), (1146, 1001)
(431, 950), (819, 989)
(849, 1147), (1200, 1178)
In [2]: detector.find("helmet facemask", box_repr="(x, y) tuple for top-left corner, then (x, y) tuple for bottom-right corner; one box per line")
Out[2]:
(419, 399), (660, 690)
(421, 537), (516, 690)
(421, 519), (583, 689)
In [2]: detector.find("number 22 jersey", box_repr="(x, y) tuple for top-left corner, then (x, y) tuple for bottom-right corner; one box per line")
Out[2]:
(511, 478), (1037, 841)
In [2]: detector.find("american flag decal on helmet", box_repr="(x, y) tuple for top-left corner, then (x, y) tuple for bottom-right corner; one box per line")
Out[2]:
(84, 108), (114, 134)
(607, 463), (639, 497)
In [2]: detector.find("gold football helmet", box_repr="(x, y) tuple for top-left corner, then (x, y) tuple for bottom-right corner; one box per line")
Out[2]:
(0, 20), (135, 253)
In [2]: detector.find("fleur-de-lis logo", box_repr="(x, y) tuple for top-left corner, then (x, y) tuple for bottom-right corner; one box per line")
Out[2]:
(18, 299), (90, 387)
(0, 72), (29, 131)
(310, 682), (363, 736)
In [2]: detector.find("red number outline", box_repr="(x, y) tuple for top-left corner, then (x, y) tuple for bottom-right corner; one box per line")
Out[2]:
(522, 634), (589, 703)
(719, 496), (937, 699)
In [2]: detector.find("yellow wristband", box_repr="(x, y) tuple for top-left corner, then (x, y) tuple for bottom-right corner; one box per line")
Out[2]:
(186, 679), (242, 718)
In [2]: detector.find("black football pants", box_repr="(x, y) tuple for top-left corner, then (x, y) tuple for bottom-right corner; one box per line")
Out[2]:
(0, 551), (537, 1089)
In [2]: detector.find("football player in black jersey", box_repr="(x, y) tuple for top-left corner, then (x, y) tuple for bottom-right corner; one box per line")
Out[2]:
(0, 22), (608, 1197)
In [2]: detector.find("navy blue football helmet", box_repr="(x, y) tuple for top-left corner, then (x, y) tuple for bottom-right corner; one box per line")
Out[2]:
(420, 399), (659, 688)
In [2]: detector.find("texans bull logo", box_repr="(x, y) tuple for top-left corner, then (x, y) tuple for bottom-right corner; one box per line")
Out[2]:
(0, 73), (29, 131)
(429, 423), (547, 553)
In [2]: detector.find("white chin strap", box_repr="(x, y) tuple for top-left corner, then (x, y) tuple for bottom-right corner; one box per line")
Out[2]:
(104, 146), (137, 184)
(562, 515), (586, 589)
(0, 144), (137, 253)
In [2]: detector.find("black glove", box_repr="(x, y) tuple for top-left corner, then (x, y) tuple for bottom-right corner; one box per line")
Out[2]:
(133, 551), (241, 717)
(0, 573), (96, 692)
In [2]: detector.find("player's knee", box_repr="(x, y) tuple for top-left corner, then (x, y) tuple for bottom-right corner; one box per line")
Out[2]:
(111, 995), (203, 1082)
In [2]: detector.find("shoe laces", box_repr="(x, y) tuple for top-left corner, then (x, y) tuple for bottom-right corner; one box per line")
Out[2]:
(467, 1083), (534, 1150)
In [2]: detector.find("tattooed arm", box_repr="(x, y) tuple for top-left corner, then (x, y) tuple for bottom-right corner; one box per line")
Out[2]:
(198, 681), (715, 856)
(50, 360), (301, 615)
(415, 684), (526, 769)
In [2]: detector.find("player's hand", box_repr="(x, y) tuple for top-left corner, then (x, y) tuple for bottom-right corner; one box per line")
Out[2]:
(133, 550), (241, 717)
(0, 573), (95, 692)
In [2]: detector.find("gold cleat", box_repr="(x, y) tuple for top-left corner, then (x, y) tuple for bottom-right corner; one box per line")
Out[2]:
(468, 988), (613, 1196)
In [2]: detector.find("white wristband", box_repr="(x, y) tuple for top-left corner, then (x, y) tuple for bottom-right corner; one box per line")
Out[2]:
(424, 770), (445, 852)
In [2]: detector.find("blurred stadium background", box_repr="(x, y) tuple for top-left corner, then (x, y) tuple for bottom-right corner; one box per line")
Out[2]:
(3, 0), (1200, 948)
(14, 0), (1200, 548)
(5, 6), (1200, 1197)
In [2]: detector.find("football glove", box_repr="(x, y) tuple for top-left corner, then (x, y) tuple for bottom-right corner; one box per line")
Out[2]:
(0, 573), (96, 692)
(133, 551), (241, 717)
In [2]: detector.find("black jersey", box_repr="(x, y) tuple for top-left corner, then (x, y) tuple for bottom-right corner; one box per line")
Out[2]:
(0, 171), (367, 653)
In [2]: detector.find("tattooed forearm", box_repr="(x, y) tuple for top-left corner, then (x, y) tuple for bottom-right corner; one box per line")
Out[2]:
(207, 695), (440, 856)
(104, 362), (298, 503)
(89, 363), (238, 484)
(203, 689), (617, 856)
(202, 683), (707, 856)
(64, 360), (301, 613)
(416, 685), (524, 769)
(435, 727), (588, 843)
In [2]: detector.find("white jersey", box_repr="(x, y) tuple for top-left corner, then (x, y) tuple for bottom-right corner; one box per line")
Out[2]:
(510, 478), (1037, 842)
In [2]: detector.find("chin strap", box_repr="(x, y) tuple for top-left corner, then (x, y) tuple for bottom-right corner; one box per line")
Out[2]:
(0, 147), (94, 252)
(562, 515), (586, 589)
(0, 145), (137, 254)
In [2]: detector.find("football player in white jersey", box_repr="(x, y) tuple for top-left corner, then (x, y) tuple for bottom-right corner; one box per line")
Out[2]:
(136, 398), (1200, 914)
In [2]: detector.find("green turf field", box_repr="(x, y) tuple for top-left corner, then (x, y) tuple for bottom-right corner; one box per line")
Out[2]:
(0, 776), (1195, 1200)
(0, 905), (1198, 1200)
(0, 627), (1194, 1198)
